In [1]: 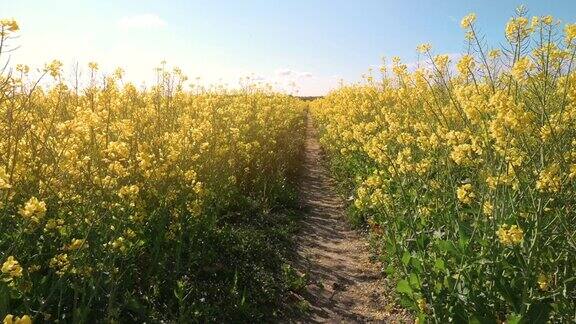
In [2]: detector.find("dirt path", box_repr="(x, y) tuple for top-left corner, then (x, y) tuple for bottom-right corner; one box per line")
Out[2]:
(291, 116), (407, 323)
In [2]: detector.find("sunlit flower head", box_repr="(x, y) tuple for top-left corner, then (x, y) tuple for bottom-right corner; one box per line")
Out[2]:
(88, 62), (99, 71)
(456, 54), (475, 75)
(416, 43), (432, 54)
(433, 54), (450, 71)
(44, 60), (63, 78)
(0, 18), (19, 32)
(506, 16), (531, 43)
(565, 24), (576, 44)
(460, 13), (476, 29)
(488, 49), (501, 60)
(511, 57), (532, 81)
(542, 15), (554, 26)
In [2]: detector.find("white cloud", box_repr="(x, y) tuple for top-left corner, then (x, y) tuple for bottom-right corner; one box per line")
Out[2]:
(275, 68), (313, 79)
(249, 75), (266, 82)
(270, 68), (331, 95)
(117, 14), (166, 30)
(275, 68), (293, 77)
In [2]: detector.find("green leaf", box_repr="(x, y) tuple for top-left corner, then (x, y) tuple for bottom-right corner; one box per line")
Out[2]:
(396, 279), (413, 295)
(494, 277), (519, 309)
(506, 313), (522, 324)
(409, 273), (421, 289)
(410, 257), (423, 273)
(0, 284), (8, 316)
(470, 314), (497, 324)
(385, 242), (397, 255)
(434, 259), (445, 272)
(434, 281), (443, 293)
(521, 300), (552, 324)
(418, 313), (427, 323)
(401, 251), (411, 266)
(437, 240), (458, 256)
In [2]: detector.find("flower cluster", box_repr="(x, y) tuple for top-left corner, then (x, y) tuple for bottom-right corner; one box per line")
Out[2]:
(1, 256), (23, 282)
(18, 197), (47, 223)
(0, 18), (305, 321)
(312, 9), (575, 322)
(0, 18), (19, 36)
(496, 224), (524, 246)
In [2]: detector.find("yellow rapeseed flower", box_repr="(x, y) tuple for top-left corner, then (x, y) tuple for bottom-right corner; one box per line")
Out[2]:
(497, 224), (524, 246)
(0, 18), (19, 32)
(19, 197), (47, 223)
(66, 238), (87, 251)
(118, 185), (140, 200)
(49, 253), (70, 276)
(456, 54), (475, 76)
(417, 297), (427, 312)
(482, 201), (494, 217)
(565, 24), (576, 44)
(3, 314), (32, 324)
(537, 274), (550, 291)
(530, 16), (540, 30)
(0, 166), (11, 189)
(113, 67), (124, 79)
(456, 183), (475, 204)
(88, 62), (99, 71)
(569, 164), (576, 179)
(511, 57), (532, 81)
(488, 49), (501, 59)
(416, 43), (431, 54)
(536, 164), (562, 193)
(44, 60), (63, 78)
(1, 256), (23, 281)
(433, 55), (450, 71)
(542, 15), (554, 26)
(506, 16), (530, 43)
(15, 64), (29, 74)
(461, 13), (476, 29)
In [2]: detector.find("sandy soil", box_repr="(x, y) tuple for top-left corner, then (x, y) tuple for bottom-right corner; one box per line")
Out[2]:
(289, 115), (410, 323)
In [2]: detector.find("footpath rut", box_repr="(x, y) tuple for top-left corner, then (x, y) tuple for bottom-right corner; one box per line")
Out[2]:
(291, 115), (408, 323)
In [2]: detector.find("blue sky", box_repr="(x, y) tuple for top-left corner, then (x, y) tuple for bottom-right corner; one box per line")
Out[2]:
(4, 0), (576, 95)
